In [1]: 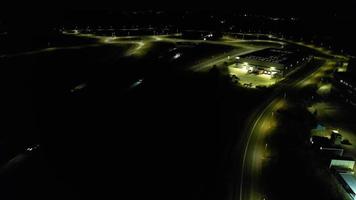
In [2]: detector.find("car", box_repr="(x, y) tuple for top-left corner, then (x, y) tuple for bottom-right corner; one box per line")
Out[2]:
(261, 195), (268, 200)
(25, 144), (40, 152)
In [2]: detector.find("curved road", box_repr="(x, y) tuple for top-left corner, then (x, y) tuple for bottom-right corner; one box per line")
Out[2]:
(239, 56), (342, 200)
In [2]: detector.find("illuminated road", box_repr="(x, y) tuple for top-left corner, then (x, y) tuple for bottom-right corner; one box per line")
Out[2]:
(0, 145), (40, 175)
(62, 31), (285, 67)
(239, 56), (344, 200)
(190, 48), (266, 72)
(240, 98), (285, 200)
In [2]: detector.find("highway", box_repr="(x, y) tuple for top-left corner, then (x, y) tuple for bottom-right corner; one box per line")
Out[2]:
(240, 97), (285, 200)
(190, 48), (266, 72)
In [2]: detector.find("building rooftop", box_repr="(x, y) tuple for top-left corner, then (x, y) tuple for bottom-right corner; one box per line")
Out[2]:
(238, 48), (309, 70)
(311, 135), (331, 147)
(242, 48), (295, 65)
(339, 172), (356, 196)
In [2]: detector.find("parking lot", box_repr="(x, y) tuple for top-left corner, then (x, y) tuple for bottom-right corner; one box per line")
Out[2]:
(228, 63), (280, 88)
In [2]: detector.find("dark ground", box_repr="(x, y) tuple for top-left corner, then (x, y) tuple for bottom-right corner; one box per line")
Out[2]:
(0, 40), (268, 200)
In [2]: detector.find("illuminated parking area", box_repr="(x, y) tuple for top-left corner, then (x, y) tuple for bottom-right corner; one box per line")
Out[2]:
(317, 83), (332, 96)
(228, 63), (279, 88)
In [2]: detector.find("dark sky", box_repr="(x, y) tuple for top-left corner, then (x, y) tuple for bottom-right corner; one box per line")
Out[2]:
(0, 0), (355, 33)
(1, 0), (356, 16)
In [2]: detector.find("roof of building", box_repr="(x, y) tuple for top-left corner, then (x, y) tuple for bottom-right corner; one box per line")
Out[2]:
(311, 136), (331, 147)
(243, 49), (294, 63)
(330, 158), (355, 171)
(332, 157), (355, 162)
(238, 48), (308, 69)
(339, 172), (356, 195)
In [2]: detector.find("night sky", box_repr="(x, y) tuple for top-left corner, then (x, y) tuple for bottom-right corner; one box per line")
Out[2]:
(0, 0), (355, 56)
(1, 0), (356, 16)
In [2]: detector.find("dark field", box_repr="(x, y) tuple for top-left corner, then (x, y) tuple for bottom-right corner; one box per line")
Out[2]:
(0, 42), (268, 200)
